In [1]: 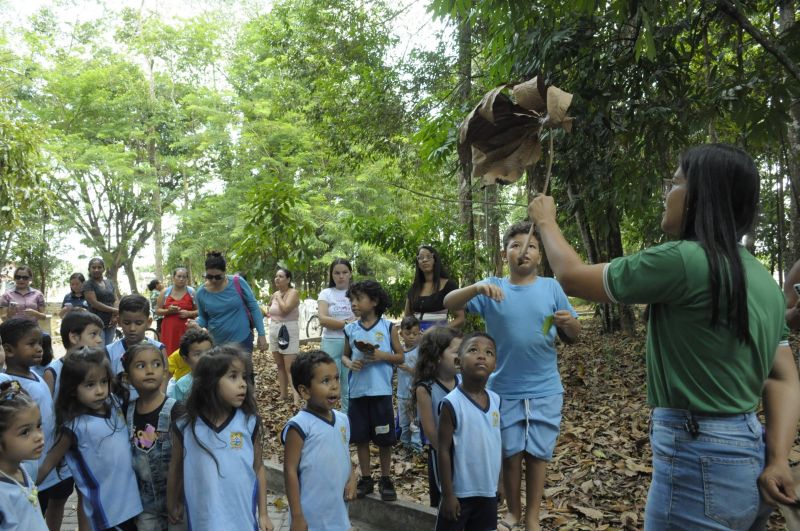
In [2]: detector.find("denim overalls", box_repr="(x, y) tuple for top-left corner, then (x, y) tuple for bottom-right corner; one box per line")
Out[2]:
(127, 397), (177, 531)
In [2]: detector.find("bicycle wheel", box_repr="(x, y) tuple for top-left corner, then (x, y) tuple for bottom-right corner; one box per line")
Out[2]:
(305, 315), (321, 338)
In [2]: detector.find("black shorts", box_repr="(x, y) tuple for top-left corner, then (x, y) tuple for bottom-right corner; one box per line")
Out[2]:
(435, 496), (497, 531)
(348, 395), (396, 446)
(38, 477), (74, 513)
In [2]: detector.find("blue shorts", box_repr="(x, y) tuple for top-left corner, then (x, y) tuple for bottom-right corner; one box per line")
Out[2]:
(500, 394), (562, 460)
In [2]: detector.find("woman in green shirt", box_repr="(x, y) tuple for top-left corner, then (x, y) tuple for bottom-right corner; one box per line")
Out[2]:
(530, 144), (799, 529)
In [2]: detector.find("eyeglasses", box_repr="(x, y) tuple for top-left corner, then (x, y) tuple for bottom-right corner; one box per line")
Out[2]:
(14, 275), (30, 280)
(205, 274), (224, 281)
(416, 255), (434, 262)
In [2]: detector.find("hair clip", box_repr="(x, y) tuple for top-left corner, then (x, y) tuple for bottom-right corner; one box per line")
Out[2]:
(0, 380), (22, 401)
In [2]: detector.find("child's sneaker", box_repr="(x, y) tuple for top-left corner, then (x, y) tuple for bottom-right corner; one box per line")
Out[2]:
(378, 476), (397, 501)
(356, 476), (374, 498)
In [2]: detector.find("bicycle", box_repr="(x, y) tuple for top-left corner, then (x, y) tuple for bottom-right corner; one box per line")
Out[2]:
(305, 313), (321, 338)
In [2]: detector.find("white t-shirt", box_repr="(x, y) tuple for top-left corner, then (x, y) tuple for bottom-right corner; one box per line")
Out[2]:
(318, 287), (354, 339)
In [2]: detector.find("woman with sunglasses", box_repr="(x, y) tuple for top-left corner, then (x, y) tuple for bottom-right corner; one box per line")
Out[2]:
(193, 252), (266, 354)
(404, 245), (465, 331)
(529, 144), (800, 528)
(0, 266), (46, 325)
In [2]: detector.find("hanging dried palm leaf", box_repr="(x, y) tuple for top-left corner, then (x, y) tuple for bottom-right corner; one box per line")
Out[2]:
(458, 76), (574, 187)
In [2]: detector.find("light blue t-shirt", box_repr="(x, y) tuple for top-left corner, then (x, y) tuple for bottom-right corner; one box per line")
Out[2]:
(178, 409), (260, 530)
(344, 319), (395, 398)
(168, 373), (193, 402)
(396, 346), (418, 400)
(0, 372), (63, 489)
(195, 276), (266, 343)
(0, 467), (48, 531)
(107, 337), (164, 401)
(441, 386), (501, 498)
(64, 397), (142, 530)
(466, 276), (577, 399)
(281, 409), (351, 531)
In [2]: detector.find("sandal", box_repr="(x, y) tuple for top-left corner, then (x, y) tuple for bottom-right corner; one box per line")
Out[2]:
(498, 520), (524, 531)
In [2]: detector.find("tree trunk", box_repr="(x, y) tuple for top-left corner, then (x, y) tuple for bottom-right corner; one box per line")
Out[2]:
(484, 185), (502, 276)
(779, 1), (800, 265)
(457, 7), (476, 285)
(145, 57), (164, 282)
(124, 259), (139, 294)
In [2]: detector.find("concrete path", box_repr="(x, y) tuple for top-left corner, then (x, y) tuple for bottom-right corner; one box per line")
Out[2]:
(59, 490), (382, 530)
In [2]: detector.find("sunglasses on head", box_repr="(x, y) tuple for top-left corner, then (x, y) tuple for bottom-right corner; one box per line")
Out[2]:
(14, 275), (30, 280)
(205, 274), (224, 281)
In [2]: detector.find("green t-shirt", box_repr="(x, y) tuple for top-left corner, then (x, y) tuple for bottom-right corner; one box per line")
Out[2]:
(604, 240), (788, 413)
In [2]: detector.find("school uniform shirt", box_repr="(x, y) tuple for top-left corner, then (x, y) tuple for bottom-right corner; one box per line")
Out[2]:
(0, 467), (48, 531)
(281, 409), (351, 531)
(396, 346), (418, 400)
(344, 319), (394, 398)
(0, 372), (63, 489)
(418, 375), (461, 445)
(441, 386), (501, 498)
(61, 292), (90, 311)
(465, 276), (577, 399)
(44, 359), (64, 401)
(64, 397), (142, 530)
(177, 409), (260, 530)
(107, 337), (165, 401)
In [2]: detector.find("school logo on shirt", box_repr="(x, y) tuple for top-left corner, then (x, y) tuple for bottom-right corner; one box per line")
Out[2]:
(230, 432), (244, 449)
(340, 426), (347, 443)
(492, 411), (500, 427)
(374, 331), (385, 343)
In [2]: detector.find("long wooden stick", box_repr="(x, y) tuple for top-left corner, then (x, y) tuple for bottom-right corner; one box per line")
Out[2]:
(520, 132), (555, 263)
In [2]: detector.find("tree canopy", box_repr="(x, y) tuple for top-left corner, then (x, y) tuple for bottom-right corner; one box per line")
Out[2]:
(1, 0), (797, 314)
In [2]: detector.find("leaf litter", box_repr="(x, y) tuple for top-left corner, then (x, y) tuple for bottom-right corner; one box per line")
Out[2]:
(252, 321), (799, 529)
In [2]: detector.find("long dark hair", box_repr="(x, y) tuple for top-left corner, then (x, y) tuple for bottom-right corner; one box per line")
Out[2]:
(679, 143), (759, 345)
(410, 326), (462, 416)
(327, 258), (352, 288)
(408, 245), (449, 311)
(55, 347), (120, 427)
(181, 345), (259, 472)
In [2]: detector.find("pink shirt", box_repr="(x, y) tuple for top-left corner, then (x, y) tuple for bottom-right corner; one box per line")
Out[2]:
(269, 295), (299, 322)
(1, 289), (45, 322)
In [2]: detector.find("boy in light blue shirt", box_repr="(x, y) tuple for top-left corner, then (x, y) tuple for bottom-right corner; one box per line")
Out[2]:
(444, 221), (581, 531)
(396, 315), (422, 453)
(106, 294), (166, 401)
(342, 280), (404, 502)
(167, 328), (213, 402)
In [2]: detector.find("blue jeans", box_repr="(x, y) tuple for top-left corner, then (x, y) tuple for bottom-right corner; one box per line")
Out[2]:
(397, 397), (422, 450)
(645, 408), (772, 530)
(128, 399), (176, 527)
(321, 337), (349, 413)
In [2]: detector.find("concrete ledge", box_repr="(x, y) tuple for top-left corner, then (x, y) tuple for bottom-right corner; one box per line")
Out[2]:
(264, 460), (437, 530)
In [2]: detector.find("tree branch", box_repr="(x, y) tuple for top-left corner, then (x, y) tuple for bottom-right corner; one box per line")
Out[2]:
(716, 0), (800, 84)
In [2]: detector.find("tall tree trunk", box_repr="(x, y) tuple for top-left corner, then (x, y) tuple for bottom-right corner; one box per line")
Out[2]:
(779, 1), (800, 265)
(124, 260), (139, 294)
(457, 7), (476, 285)
(145, 57), (164, 282)
(525, 163), (554, 277)
(484, 185), (502, 276)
